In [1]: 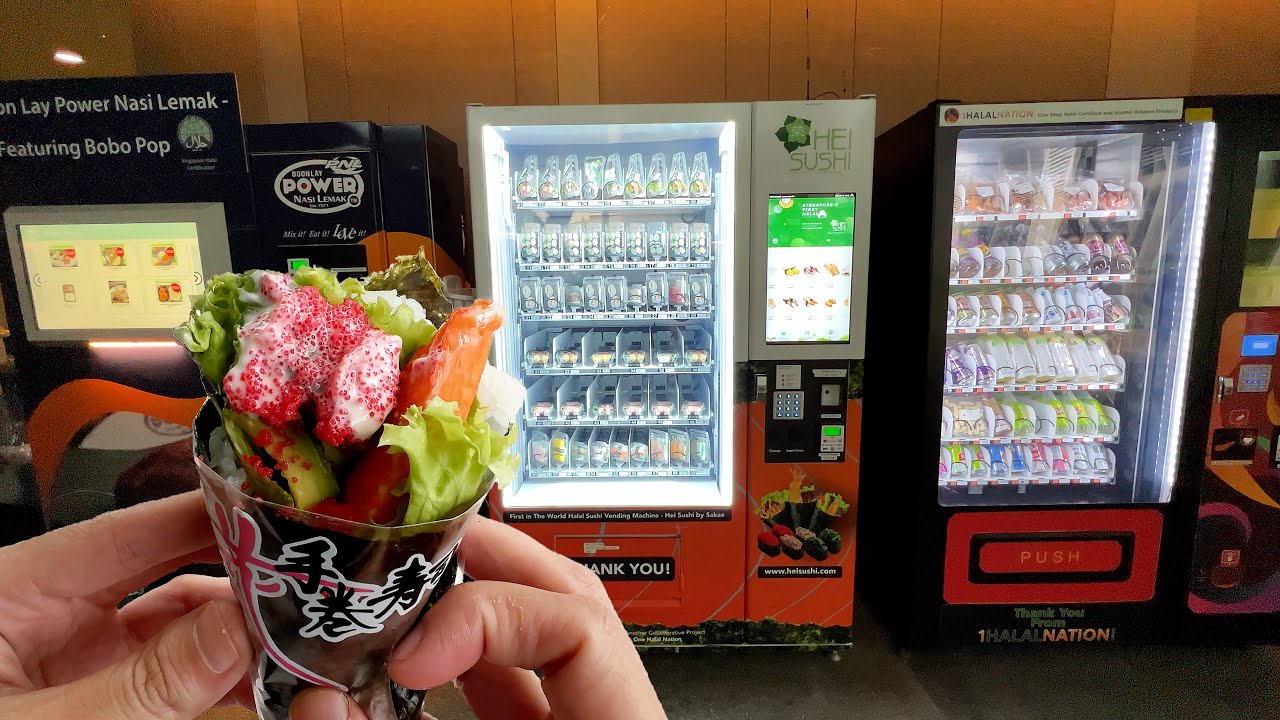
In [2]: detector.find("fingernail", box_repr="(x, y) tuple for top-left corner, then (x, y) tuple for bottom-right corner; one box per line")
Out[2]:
(309, 690), (352, 720)
(391, 628), (424, 662)
(194, 604), (241, 674)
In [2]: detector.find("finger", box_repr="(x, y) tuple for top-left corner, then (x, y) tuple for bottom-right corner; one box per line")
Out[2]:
(118, 575), (236, 647)
(389, 581), (663, 720)
(456, 660), (550, 720)
(459, 516), (609, 600)
(289, 688), (371, 720)
(5, 599), (252, 720)
(0, 490), (216, 598)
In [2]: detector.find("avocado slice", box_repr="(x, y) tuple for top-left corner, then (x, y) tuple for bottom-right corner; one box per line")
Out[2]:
(218, 410), (295, 507)
(231, 412), (339, 511)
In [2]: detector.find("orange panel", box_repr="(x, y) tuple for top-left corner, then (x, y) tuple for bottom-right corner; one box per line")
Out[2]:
(513, 0), (559, 105)
(853, 0), (943, 133)
(726, 0), (771, 101)
(596, 0), (727, 104)
(743, 400), (860, 627)
(1105, 0), (1196, 98)
(807, 0), (856, 100)
(1191, 0), (1280, 95)
(938, 0), (1115, 103)
(768, 0), (808, 100)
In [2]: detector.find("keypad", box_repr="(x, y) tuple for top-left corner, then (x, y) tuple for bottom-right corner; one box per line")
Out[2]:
(772, 391), (804, 420)
(1239, 364), (1272, 393)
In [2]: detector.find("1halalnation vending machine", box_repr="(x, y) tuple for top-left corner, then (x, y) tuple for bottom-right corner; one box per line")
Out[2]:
(467, 99), (874, 645)
(861, 99), (1220, 645)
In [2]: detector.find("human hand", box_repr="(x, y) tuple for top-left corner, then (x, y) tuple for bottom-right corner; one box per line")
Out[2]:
(0, 491), (254, 718)
(290, 515), (666, 720)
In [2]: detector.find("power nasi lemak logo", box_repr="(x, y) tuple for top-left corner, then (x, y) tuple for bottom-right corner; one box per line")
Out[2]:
(774, 115), (853, 172)
(274, 156), (366, 214)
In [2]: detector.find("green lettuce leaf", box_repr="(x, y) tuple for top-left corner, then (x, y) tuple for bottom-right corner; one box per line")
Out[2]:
(379, 398), (519, 525)
(175, 272), (263, 386)
(293, 265), (363, 304)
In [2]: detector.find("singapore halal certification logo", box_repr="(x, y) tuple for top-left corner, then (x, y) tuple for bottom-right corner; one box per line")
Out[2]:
(177, 114), (214, 151)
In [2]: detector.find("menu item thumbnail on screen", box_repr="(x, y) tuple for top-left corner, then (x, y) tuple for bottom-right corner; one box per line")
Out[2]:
(764, 192), (855, 344)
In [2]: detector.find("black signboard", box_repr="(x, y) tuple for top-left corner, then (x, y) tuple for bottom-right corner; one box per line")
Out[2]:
(248, 149), (380, 248)
(0, 73), (244, 177)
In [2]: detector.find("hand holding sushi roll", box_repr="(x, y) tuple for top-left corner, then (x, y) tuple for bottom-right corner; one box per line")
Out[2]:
(290, 516), (665, 720)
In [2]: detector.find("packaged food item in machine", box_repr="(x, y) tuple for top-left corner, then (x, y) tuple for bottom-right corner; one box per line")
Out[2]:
(647, 222), (669, 261)
(594, 388), (616, 417)
(646, 272), (668, 310)
(582, 156), (604, 200)
(623, 342), (648, 367)
(668, 152), (690, 197)
(626, 223), (648, 261)
(690, 223), (711, 260)
(627, 283), (647, 310)
(529, 431), (550, 469)
(526, 348), (550, 368)
(519, 222), (542, 263)
(611, 430), (630, 467)
(532, 400), (554, 420)
(631, 431), (649, 467)
(649, 429), (670, 468)
(517, 277), (542, 313)
(624, 153), (646, 199)
(668, 222), (690, 260)
(1053, 183), (1093, 212)
(556, 346), (579, 367)
(1097, 179), (1135, 210)
(604, 153), (624, 199)
(1083, 231), (1109, 273)
(516, 155), (539, 201)
(690, 152), (711, 197)
(669, 430), (690, 467)
(563, 224), (584, 262)
(551, 430), (569, 467)
(667, 272), (689, 309)
(584, 223), (605, 262)
(686, 345), (710, 366)
(561, 155), (581, 200)
(606, 222), (626, 261)
(582, 276), (606, 313)
(1003, 174), (1047, 213)
(563, 285), (584, 312)
(539, 156), (560, 201)
(653, 332), (680, 366)
(590, 430), (610, 468)
(961, 180), (1003, 214)
(1107, 232), (1134, 273)
(689, 273), (711, 310)
(646, 153), (667, 198)
(652, 398), (674, 420)
(541, 276), (564, 313)
(689, 429), (711, 466)
(591, 343), (615, 368)
(541, 224), (563, 263)
(561, 398), (584, 420)
(570, 429), (589, 468)
(681, 399), (705, 419)
(605, 276), (628, 311)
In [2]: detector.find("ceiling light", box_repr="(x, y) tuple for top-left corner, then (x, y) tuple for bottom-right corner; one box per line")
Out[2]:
(53, 50), (84, 66)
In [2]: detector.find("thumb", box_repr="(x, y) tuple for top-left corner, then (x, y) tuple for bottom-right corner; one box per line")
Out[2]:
(19, 600), (253, 720)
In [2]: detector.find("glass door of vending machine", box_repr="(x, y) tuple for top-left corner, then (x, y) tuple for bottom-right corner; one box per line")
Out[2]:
(940, 120), (1216, 506)
(468, 107), (748, 510)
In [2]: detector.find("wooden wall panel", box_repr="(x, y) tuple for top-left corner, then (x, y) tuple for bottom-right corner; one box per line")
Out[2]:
(512, 0), (558, 104)
(339, 0), (517, 148)
(854, 0), (942, 133)
(256, 0), (308, 122)
(938, 0), (1115, 104)
(1190, 0), (1280, 96)
(806, 0), (856, 100)
(1106, 0), (1197, 99)
(596, 0), (726, 104)
(726, 0), (770, 101)
(129, 0), (267, 122)
(296, 0), (349, 121)
(768, 0), (807, 100)
(555, 0), (599, 104)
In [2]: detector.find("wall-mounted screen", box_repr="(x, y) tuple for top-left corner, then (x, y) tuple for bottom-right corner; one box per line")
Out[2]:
(763, 192), (855, 344)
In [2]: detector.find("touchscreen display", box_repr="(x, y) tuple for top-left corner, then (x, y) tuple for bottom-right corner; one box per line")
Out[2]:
(17, 221), (206, 331)
(764, 193), (855, 344)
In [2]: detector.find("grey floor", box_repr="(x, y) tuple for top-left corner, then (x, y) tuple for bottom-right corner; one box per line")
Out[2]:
(422, 605), (1280, 719)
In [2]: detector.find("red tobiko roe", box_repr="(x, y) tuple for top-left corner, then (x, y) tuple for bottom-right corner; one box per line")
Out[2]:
(757, 531), (780, 548)
(772, 524), (794, 537)
(222, 283), (402, 446)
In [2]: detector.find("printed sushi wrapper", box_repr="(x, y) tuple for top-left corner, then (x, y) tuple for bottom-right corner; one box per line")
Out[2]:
(192, 402), (488, 720)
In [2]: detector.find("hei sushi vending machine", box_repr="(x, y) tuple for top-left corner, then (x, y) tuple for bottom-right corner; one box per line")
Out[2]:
(468, 99), (874, 646)
(861, 99), (1221, 645)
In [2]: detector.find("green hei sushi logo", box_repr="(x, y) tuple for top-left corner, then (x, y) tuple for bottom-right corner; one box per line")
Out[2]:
(774, 115), (853, 173)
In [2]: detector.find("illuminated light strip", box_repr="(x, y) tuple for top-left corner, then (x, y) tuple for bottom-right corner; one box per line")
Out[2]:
(1162, 122), (1216, 502)
(87, 340), (181, 349)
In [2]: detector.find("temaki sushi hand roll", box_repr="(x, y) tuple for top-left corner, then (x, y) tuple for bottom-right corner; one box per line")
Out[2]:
(177, 257), (524, 720)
